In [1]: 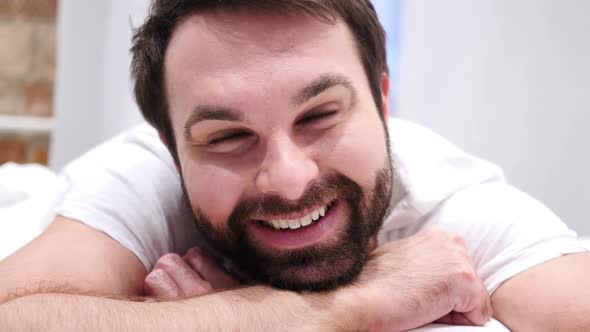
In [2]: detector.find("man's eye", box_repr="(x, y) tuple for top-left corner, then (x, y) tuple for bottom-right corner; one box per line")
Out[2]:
(296, 111), (338, 126)
(209, 131), (252, 145)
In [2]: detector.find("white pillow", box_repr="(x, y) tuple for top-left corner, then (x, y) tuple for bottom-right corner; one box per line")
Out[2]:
(0, 183), (28, 207)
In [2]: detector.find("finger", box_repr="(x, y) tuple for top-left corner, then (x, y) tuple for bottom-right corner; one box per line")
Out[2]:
(434, 313), (454, 325)
(184, 247), (240, 290)
(451, 234), (467, 248)
(154, 253), (213, 297)
(144, 268), (180, 299)
(462, 283), (493, 326)
(435, 312), (478, 326)
(462, 305), (491, 326)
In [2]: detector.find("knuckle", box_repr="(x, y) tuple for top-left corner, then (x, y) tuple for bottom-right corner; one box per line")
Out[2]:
(436, 277), (453, 297)
(162, 252), (182, 262)
(451, 234), (466, 246)
(145, 269), (165, 285)
(456, 268), (477, 284)
(156, 253), (182, 270)
(186, 247), (203, 257)
(200, 280), (213, 292)
(187, 251), (205, 267)
(453, 248), (470, 263)
(144, 274), (156, 287)
(188, 280), (213, 296)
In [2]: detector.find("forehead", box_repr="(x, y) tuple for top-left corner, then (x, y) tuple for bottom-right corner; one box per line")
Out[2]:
(163, 10), (367, 110)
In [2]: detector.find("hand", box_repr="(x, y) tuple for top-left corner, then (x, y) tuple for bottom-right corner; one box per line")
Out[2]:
(350, 228), (492, 331)
(144, 247), (241, 300)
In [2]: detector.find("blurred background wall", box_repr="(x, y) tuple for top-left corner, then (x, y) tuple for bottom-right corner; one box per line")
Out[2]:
(0, 0), (588, 234)
(397, 0), (590, 234)
(49, 0), (145, 171)
(0, 0), (56, 165)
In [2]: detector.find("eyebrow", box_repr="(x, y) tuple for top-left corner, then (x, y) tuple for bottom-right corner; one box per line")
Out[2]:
(184, 73), (356, 141)
(292, 73), (357, 107)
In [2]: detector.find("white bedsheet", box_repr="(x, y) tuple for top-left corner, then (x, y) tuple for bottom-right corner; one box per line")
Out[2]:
(0, 163), (66, 260)
(412, 319), (509, 331)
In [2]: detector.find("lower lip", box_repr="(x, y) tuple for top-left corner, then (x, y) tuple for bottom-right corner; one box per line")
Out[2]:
(247, 200), (344, 250)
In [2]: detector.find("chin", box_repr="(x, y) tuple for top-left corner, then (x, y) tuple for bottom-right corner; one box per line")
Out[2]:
(264, 254), (365, 292)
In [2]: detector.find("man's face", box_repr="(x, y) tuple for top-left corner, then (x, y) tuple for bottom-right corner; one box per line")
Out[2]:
(164, 10), (392, 290)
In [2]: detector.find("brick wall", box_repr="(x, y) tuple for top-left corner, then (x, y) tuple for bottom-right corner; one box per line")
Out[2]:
(0, 133), (48, 165)
(0, 0), (57, 165)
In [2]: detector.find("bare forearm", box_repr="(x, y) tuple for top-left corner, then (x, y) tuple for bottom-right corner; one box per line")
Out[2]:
(492, 253), (590, 331)
(0, 217), (147, 306)
(0, 286), (358, 332)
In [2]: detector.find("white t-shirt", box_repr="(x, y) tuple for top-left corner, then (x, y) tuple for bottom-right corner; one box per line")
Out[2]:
(55, 118), (587, 296)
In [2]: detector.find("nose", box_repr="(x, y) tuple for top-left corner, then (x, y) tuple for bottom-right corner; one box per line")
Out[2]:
(255, 132), (319, 201)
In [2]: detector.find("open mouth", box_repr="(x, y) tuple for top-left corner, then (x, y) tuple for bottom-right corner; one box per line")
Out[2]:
(255, 200), (336, 231)
(248, 199), (343, 250)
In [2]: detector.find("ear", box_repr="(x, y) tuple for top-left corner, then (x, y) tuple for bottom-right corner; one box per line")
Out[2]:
(380, 72), (391, 124)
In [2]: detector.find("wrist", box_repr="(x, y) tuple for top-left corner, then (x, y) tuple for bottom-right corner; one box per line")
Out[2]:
(316, 285), (366, 332)
(339, 283), (416, 332)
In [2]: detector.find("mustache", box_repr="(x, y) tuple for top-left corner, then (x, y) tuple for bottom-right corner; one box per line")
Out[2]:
(228, 173), (361, 223)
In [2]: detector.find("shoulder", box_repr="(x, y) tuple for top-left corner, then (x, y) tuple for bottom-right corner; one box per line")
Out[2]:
(424, 181), (583, 292)
(56, 123), (199, 271)
(61, 123), (176, 177)
(381, 119), (584, 292)
(380, 118), (506, 235)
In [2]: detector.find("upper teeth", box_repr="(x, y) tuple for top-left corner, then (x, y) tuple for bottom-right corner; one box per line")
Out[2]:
(264, 204), (328, 230)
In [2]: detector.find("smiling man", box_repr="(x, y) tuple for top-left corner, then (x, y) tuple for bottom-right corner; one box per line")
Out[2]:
(159, 10), (394, 290)
(1, 1), (590, 331)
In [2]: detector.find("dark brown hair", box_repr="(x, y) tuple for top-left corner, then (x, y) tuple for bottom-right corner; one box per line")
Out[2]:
(131, 0), (388, 162)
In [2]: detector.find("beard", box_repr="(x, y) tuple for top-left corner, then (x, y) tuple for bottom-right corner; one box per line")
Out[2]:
(181, 161), (393, 292)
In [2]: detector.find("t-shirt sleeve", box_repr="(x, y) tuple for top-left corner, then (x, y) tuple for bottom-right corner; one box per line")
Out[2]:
(54, 124), (199, 272)
(423, 181), (588, 294)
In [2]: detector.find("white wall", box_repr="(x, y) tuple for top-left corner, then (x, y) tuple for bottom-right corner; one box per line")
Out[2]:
(50, 0), (147, 171)
(398, 0), (590, 234)
(49, 0), (107, 170)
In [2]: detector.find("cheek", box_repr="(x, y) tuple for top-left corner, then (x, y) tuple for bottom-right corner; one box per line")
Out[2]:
(181, 159), (245, 226)
(323, 113), (388, 187)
